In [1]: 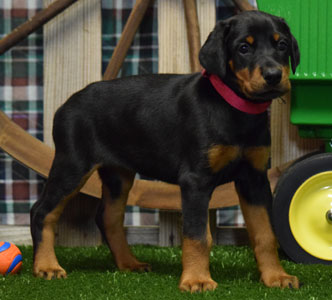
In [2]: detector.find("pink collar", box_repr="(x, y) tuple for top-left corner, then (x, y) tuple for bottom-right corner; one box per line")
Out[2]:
(202, 70), (272, 114)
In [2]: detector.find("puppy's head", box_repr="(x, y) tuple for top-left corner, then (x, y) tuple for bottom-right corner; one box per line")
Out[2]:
(199, 11), (300, 101)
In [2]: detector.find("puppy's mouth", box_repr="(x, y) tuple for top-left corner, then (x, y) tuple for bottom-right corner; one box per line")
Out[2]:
(246, 83), (290, 101)
(235, 66), (291, 101)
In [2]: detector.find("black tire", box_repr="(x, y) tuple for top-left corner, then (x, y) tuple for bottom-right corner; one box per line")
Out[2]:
(272, 152), (332, 264)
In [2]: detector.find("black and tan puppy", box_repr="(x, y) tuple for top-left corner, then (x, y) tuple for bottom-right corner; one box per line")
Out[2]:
(31, 11), (300, 292)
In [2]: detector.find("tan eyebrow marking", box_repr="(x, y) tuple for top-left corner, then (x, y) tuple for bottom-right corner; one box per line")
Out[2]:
(273, 33), (280, 41)
(246, 35), (254, 44)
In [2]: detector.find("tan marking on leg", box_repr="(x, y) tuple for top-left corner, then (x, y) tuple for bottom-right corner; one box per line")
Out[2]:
(33, 164), (101, 279)
(244, 146), (270, 172)
(102, 170), (150, 272)
(237, 192), (299, 289)
(273, 33), (280, 42)
(246, 35), (254, 45)
(179, 219), (217, 293)
(208, 145), (240, 173)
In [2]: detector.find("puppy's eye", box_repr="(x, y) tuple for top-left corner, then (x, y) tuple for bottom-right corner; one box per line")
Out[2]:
(239, 44), (249, 54)
(278, 41), (288, 51)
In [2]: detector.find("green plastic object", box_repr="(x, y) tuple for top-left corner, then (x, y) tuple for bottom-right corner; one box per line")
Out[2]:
(258, 0), (332, 81)
(257, 0), (332, 139)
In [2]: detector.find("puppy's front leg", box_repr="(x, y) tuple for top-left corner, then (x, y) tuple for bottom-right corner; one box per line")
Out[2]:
(235, 168), (299, 289)
(178, 173), (218, 293)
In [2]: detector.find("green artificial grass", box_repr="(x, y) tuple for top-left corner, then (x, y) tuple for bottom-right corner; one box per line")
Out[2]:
(1, 245), (331, 300)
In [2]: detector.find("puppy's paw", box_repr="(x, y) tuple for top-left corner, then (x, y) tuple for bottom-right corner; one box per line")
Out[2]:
(179, 275), (218, 293)
(34, 265), (67, 280)
(119, 261), (151, 273)
(261, 272), (299, 289)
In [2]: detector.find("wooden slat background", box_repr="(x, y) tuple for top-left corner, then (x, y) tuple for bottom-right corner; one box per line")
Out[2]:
(158, 0), (215, 74)
(43, 0), (102, 146)
(43, 0), (102, 246)
(270, 95), (322, 168)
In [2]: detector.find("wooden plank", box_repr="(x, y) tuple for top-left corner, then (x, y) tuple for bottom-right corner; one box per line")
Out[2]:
(43, 0), (102, 146)
(0, 110), (103, 199)
(126, 226), (159, 246)
(159, 211), (182, 246)
(127, 164), (285, 211)
(0, 0), (78, 55)
(103, 0), (153, 80)
(43, 0), (102, 246)
(128, 179), (239, 210)
(270, 93), (323, 168)
(183, 0), (201, 72)
(158, 0), (215, 74)
(0, 110), (54, 178)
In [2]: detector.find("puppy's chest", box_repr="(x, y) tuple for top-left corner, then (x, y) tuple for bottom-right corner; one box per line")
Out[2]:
(207, 144), (270, 173)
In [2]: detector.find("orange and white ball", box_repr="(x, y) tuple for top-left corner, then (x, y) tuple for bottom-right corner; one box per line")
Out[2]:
(0, 241), (22, 275)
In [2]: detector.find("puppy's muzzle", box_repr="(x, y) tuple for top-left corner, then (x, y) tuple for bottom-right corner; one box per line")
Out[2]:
(262, 68), (282, 86)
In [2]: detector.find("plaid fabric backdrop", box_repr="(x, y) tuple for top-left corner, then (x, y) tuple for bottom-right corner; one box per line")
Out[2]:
(0, 0), (44, 225)
(0, 0), (256, 226)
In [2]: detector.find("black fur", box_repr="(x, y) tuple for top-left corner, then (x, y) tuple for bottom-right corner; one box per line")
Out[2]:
(31, 11), (299, 269)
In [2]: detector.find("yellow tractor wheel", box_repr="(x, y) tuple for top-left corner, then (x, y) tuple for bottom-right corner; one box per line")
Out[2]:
(273, 153), (332, 264)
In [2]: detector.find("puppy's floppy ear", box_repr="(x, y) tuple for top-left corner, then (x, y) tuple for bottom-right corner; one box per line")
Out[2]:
(290, 34), (300, 74)
(279, 17), (300, 74)
(199, 20), (230, 78)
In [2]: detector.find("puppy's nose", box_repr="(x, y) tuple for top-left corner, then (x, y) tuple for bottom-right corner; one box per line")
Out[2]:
(263, 68), (282, 86)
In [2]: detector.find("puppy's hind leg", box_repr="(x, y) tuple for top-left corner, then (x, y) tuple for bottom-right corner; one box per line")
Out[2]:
(30, 154), (99, 280)
(95, 167), (151, 272)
